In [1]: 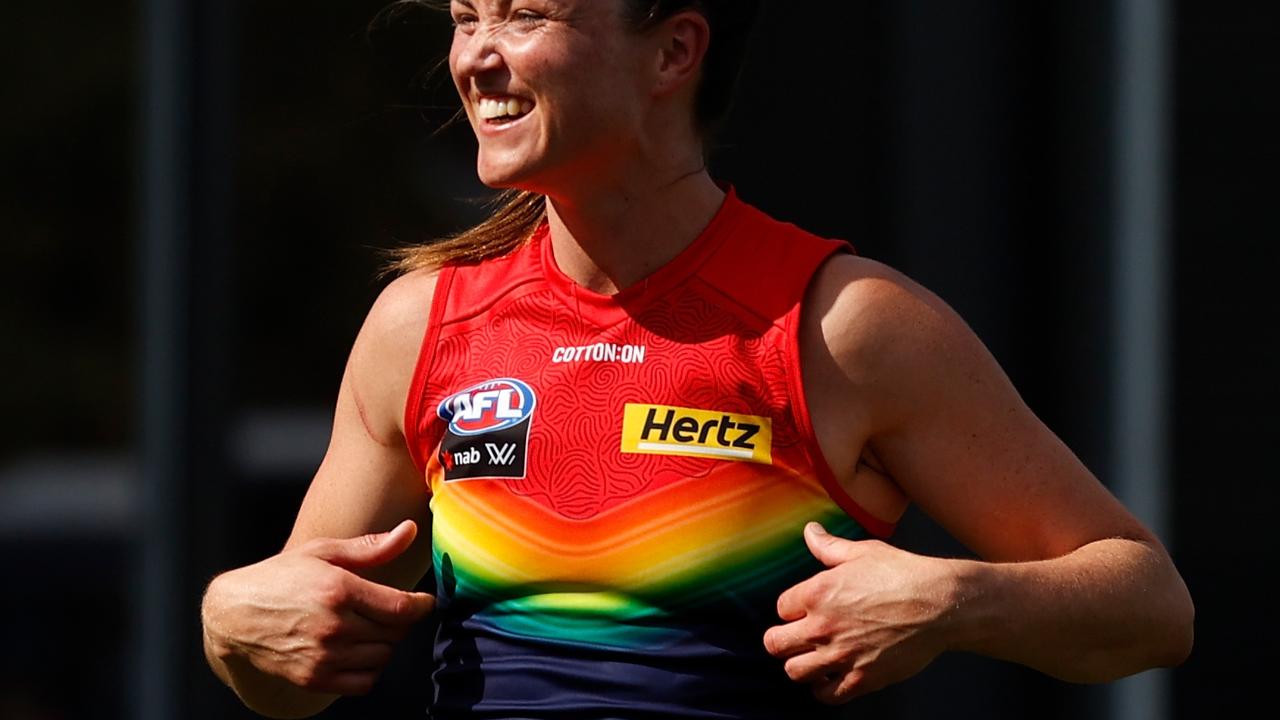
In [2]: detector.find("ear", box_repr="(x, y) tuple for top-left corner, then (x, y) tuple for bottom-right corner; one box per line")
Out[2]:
(652, 10), (711, 97)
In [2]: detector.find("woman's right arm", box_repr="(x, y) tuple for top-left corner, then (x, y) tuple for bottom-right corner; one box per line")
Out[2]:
(200, 269), (439, 719)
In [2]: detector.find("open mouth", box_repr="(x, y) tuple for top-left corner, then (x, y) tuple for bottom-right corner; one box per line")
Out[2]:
(477, 96), (534, 125)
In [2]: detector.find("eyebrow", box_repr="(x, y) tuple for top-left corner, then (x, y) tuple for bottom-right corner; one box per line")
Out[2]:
(452, 0), (512, 9)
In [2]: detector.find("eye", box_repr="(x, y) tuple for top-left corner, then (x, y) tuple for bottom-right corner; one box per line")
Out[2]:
(512, 9), (546, 25)
(451, 12), (478, 31)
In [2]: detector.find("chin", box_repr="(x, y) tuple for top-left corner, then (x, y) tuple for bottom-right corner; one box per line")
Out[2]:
(475, 157), (524, 188)
(475, 159), (554, 195)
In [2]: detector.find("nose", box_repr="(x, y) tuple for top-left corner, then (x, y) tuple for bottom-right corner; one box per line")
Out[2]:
(452, 26), (506, 83)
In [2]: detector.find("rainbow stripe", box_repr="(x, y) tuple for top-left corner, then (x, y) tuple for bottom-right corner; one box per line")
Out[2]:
(429, 461), (864, 649)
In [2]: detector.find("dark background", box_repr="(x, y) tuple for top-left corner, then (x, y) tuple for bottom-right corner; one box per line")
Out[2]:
(2, 1), (1275, 718)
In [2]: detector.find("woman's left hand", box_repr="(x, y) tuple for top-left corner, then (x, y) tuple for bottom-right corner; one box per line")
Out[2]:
(763, 522), (962, 704)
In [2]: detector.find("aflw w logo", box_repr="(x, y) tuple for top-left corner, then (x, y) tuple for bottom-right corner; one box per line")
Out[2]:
(486, 442), (517, 465)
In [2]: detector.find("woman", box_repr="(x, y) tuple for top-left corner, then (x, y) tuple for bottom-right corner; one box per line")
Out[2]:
(200, 1), (1194, 718)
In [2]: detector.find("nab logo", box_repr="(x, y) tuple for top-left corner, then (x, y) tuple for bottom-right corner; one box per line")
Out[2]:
(437, 378), (536, 436)
(437, 378), (536, 482)
(620, 403), (773, 464)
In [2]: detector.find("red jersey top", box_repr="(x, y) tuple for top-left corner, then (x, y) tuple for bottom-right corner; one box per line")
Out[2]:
(404, 185), (895, 719)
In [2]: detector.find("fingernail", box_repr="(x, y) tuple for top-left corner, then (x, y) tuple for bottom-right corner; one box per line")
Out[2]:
(806, 522), (828, 536)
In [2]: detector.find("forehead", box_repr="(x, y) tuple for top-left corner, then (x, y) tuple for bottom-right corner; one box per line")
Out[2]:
(450, 0), (628, 32)
(451, 0), (578, 9)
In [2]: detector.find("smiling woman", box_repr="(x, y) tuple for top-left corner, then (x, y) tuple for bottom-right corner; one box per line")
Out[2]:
(387, 0), (760, 270)
(198, 0), (1193, 718)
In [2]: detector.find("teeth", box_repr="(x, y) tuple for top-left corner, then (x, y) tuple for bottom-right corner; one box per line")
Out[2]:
(478, 97), (533, 120)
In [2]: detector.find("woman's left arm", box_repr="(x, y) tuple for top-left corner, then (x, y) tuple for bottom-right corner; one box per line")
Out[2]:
(764, 254), (1194, 703)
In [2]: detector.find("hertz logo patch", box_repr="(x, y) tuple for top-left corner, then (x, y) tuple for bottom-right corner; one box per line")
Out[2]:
(621, 404), (772, 464)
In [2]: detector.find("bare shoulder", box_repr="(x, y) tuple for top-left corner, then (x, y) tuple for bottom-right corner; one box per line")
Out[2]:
(807, 252), (1155, 559)
(806, 252), (983, 422)
(346, 267), (441, 443)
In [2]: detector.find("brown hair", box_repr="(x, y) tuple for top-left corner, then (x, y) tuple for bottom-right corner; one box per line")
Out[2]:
(385, 0), (761, 275)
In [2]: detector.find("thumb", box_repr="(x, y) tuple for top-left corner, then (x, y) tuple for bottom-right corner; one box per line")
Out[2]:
(803, 521), (856, 567)
(307, 519), (420, 570)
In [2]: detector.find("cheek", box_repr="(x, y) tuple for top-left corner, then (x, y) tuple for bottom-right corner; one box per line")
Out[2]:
(545, 60), (634, 126)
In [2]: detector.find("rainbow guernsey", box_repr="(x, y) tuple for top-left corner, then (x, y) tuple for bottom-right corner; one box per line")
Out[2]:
(405, 187), (896, 719)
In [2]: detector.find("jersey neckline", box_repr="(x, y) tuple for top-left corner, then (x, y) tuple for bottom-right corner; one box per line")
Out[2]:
(535, 183), (745, 329)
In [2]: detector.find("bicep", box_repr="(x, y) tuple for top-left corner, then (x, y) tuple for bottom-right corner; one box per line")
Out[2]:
(835, 265), (1154, 562)
(283, 270), (438, 590)
(285, 364), (432, 590)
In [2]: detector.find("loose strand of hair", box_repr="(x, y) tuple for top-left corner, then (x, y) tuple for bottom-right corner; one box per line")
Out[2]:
(381, 190), (547, 276)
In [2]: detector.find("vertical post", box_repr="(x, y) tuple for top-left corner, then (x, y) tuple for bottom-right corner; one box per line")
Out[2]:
(137, 0), (189, 718)
(1111, 0), (1172, 718)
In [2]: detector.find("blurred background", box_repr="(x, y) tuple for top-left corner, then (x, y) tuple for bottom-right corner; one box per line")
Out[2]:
(1, 0), (1275, 718)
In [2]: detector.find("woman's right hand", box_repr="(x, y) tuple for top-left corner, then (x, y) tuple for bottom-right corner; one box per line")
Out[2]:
(201, 519), (435, 698)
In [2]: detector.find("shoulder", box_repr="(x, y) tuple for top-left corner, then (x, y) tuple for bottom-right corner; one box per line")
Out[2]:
(804, 252), (997, 430)
(807, 251), (965, 360)
(346, 267), (441, 441)
(361, 267), (441, 346)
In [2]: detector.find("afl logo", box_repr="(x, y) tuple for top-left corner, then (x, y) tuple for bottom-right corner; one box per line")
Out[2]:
(437, 378), (537, 436)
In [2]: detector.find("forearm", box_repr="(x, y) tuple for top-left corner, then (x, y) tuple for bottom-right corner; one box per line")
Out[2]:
(945, 538), (1194, 683)
(201, 579), (338, 719)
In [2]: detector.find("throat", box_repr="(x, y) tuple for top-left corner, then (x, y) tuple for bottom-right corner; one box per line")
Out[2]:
(544, 175), (727, 295)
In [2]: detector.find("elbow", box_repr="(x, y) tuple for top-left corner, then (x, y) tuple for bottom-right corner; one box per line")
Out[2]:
(1134, 540), (1196, 672)
(1074, 571), (1195, 683)
(1122, 572), (1195, 678)
(1156, 581), (1195, 669)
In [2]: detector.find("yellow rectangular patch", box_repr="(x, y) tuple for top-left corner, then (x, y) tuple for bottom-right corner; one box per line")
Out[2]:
(621, 403), (772, 464)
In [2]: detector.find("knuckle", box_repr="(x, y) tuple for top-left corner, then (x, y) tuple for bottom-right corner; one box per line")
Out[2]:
(292, 665), (322, 691)
(807, 573), (832, 597)
(388, 593), (409, 618)
(312, 615), (344, 642)
(315, 575), (349, 609)
(807, 615), (834, 641)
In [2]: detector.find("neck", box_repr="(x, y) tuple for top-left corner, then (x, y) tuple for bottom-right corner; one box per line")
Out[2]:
(543, 168), (725, 294)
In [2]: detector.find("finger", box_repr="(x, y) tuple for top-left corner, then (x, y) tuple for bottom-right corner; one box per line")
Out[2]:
(811, 674), (846, 706)
(307, 520), (419, 571)
(803, 522), (857, 568)
(336, 610), (417, 643)
(763, 622), (816, 659)
(313, 669), (381, 697)
(343, 575), (435, 625)
(775, 579), (813, 622)
(784, 650), (842, 685)
(811, 667), (870, 705)
(332, 642), (395, 672)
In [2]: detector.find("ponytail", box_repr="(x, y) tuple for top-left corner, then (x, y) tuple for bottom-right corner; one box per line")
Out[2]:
(384, 190), (546, 274)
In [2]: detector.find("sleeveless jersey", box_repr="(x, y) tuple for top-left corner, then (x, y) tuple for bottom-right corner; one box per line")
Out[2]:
(404, 186), (896, 719)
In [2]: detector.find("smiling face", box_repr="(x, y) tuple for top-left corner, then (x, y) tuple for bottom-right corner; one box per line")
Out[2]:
(449, 0), (656, 192)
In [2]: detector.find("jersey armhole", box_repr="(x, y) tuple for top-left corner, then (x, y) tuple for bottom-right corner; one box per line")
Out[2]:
(403, 265), (455, 474)
(785, 247), (898, 540)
